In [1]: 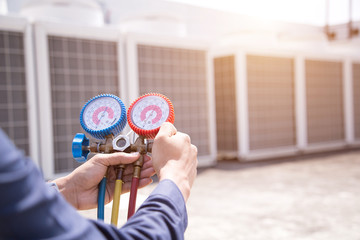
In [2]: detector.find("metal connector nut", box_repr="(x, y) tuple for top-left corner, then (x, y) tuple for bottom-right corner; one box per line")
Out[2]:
(112, 135), (131, 152)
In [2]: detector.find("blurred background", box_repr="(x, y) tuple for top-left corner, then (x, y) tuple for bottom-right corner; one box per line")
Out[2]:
(0, 0), (359, 239)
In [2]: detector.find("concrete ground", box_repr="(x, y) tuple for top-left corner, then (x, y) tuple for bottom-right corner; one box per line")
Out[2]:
(79, 150), (360, 240)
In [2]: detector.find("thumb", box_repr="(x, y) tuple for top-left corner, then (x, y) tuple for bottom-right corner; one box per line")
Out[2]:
(156, 122), (177, 139)
(92, 152), (140, 167)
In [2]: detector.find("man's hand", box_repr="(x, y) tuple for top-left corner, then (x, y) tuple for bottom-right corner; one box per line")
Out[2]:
(152, 122), (198, 202)
(54, 152), (155, 210)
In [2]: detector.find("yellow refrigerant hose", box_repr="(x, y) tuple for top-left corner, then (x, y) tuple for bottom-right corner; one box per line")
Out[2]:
(111, 165), (125, 226)
(111, 179), (123, 226)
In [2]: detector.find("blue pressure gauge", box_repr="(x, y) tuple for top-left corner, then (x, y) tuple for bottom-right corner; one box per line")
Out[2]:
(79, 94), (127, 139)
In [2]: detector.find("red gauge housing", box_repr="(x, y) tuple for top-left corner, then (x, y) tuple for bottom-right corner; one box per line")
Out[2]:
(127, 93), (175, 139)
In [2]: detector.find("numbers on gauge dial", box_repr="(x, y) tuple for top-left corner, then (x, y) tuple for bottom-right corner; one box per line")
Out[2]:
(83, 97), (122, 131)
(131, 96), (170, 130)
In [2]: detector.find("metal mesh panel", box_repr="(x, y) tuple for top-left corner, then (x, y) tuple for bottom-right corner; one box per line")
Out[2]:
(247, 55), (296, 150)
(137, 45), (210, 155)
(214, 56), (237, 153)
(353, 63), (360, 139)
(0, 30), (29, 155)
(48, 36), (119, 173)
(305, 60), (344, 144)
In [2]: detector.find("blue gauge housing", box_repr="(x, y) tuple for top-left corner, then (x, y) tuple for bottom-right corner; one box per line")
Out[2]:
(79, 94), (127, 139)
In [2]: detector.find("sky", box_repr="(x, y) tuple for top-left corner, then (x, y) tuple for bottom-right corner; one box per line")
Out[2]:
(165, 0), (360, 26)
(5, 0), (360, 26)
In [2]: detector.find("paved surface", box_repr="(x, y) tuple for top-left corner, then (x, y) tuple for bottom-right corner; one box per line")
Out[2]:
(79, 150), (360, 240)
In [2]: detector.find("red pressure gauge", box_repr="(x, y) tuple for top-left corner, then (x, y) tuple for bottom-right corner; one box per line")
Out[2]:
(127, 93), (175, 139)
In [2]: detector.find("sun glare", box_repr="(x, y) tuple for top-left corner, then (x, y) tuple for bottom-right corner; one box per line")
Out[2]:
(165, 0), (360, 26)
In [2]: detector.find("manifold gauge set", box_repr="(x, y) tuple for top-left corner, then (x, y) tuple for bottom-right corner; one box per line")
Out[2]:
(71, 93), (175, 226)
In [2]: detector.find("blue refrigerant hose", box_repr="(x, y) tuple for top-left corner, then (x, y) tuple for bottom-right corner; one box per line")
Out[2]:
(98, 177), (107, 220)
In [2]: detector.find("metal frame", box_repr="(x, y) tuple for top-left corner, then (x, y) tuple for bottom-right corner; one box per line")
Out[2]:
(34, 21), (124, 179)
(352, 58), (360, 145)
(302, 54), (347, 153)
(125, 33), (217, 167)
(344, 58), (354, 144)
(0, 15), (39, 166)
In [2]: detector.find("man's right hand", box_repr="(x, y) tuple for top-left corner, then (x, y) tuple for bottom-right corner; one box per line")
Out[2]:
(152, 122), (198, 202)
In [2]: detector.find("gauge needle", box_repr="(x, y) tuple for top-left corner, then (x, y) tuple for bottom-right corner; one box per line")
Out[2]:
(95, 107), (108, 129)
(142, 108), (155, 128)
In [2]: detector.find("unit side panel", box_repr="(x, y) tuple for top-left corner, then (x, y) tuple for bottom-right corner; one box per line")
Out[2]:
(214, 55), (237, 153)
(137, 45), (210, 156)
(0, 30), (30, 155)
(305, 60), (344, 144)
(353, 63), (360, 139)
(48, 36), (119, 173)
(247, 55), (296, 150)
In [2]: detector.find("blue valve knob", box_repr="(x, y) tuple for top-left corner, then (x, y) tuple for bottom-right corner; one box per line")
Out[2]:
(72, 133), (90, 162)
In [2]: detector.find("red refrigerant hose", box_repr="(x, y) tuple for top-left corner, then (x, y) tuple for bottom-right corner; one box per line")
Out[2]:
(127, 177), (139, 219)
(127, 155), (144, 219)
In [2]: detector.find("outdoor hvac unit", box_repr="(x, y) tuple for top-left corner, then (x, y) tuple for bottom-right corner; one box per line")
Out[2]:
(0, 16), (38, 165)
(213, 48), (359, 161)
(35, 22), (125, 179)
(125, 33), (217, 167)
(214, 52), (297, 160)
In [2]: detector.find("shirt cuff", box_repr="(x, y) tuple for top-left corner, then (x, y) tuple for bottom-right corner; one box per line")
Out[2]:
(151, 179), (188, 227)
(46, 181), (59, 192)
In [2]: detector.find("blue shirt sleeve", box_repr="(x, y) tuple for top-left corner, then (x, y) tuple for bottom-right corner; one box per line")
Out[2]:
(94, 180), (188, 240)
(0, 128), (188, 240)
(0, 129), (106, 239)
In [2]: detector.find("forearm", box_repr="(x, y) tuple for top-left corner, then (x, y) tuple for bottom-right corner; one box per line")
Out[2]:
(159, 165), (191, 202)
(52, 175), (79, 209)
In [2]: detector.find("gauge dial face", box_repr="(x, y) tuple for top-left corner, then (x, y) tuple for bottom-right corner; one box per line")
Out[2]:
(82, 96), (122, 131)
(130, 95), (170, 130)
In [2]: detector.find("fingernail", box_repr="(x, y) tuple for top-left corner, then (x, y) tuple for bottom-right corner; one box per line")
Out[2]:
(130, 152), (140, 155)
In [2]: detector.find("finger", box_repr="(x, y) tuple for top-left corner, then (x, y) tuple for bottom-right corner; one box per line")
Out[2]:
(156, 122), (177, 139)
(106, 166), (117, 182)
(122, 154), (152, 175)
(123, 164), (134, 175)
(140, 166), (156, 179)
(122, 177), (153, 193)
(122, 173), (135, 183)
(138, 178), (153, 189)
(173, 131), (191, 144)
(143, 154), (152, 163)
(191, 144), (198, 156)
(142, 156), (153, 169)
(93, 152), (140, 167)
(122, 165), (155, 182)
